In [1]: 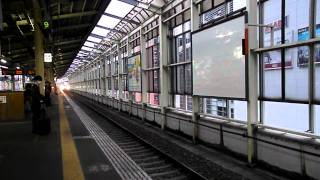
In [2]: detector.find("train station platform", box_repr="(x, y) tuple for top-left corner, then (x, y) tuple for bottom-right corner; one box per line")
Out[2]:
(0, 92), (289, 180)
(0, 94), (125, 180)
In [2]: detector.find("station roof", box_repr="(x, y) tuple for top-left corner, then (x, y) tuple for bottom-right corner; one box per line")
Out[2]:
(0, 0), (165, 77)
(65, 0), (166, 77)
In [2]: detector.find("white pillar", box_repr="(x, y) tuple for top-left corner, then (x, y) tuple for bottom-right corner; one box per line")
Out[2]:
(159, 14), (170, 130)
(246, 0), (258, 164)
(191, 0), (200, 143)
(140, 29), (148, 120)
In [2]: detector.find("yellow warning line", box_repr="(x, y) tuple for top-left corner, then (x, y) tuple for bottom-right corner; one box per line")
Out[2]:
(58, 95), (85, 180)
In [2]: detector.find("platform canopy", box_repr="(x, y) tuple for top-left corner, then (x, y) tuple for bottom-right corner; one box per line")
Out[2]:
(64, 0), (166, 77)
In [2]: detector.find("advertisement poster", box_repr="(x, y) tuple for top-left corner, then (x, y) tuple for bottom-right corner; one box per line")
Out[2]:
(297, 27), (310, 66)
(263, 17), (293, 70)
(128, 54), (141, 92)
(315, 24), (320, 64)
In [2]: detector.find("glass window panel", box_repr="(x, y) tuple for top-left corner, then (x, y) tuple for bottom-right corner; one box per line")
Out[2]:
(177, 66), (185, 93)
(174, 95), (182, 109)
(92, 27), (109, 37)
(81, 46), (93, 52)
(231, 100), (247, 121)
(187, 95), (193, 111)
(263, 51), (282, 98)
(98, 15), (120, 28)
(214, 0), (224, 6)
(316, 105), (320, 135)
(202, 0), (213, 12)
(316, 0), (320, 37)
(176, 35), (185, 63)
(285, 47), (309, 100)
(185, 64), (192, 94)
(87, 36), (101, 43)
(172, 67), (177, 93)
(315, 44), (320, 101)
(105, 0), (133, 18)
(153, 45), (159, 67)
(232, 0), (246, 12)
(184, 9), (191, 21)
(180, 95), (186, 110)
(263, 0), (282, 47)
(185, 33), (191, 62)
(285, 0), (310, 43)
(84, 41), (95, 47)
(173, 24), (183, 36)
(263, 101), (309, 132)
(183, 21), (191, 32)
(147, 47), (153, 68)
(135, 92), (142, 103)
(154, 70), (160, 92)
(148, 71), (154, 92)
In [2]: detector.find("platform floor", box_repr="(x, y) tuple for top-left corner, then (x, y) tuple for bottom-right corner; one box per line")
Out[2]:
(0, 94), (123, 180)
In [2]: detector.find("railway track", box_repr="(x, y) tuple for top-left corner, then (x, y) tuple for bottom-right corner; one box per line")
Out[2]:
(69, 92), (207, 180)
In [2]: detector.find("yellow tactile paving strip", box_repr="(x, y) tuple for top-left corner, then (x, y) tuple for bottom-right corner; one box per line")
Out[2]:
(58, 95), (85, 180)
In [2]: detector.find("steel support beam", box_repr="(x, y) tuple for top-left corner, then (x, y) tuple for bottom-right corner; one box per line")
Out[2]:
(52, 11), (97, 20)
(52, 23), (91, 32)
(53, 39), (82, 46)
(96, 25), (127, 35)
(103, 12), (140, 25)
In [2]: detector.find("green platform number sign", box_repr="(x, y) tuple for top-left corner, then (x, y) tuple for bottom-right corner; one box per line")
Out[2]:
(43, 21), (49, 29)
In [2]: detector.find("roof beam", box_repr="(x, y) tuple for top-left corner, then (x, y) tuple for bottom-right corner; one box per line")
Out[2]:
(53, 39), (82, 46)
(103, 12), (140, 25)
(96, 25), (126, 35)
(55, 62), (72, 67)
(52, 11), (97, 20)
(52, 23), (91, 32)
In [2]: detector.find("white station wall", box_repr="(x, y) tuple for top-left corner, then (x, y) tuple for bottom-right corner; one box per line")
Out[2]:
(192, 16), (246, 99)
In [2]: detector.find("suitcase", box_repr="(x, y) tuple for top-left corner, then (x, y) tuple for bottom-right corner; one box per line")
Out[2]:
(35, 109), (51, 135)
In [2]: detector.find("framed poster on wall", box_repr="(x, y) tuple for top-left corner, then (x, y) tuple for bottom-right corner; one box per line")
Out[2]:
(127, 54), (141, 92)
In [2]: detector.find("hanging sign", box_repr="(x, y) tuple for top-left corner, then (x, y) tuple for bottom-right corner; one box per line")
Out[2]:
(44, 53), (52, 62)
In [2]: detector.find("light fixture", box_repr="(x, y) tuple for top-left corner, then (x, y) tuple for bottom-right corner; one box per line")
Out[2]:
(16, 67), (20, 69)
(0, 59), (7, 64)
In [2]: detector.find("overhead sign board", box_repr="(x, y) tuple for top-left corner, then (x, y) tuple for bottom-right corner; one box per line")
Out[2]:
(43, 21), (50, 29)
(0, 68), (35, 75)
(44, 53), (52, 62)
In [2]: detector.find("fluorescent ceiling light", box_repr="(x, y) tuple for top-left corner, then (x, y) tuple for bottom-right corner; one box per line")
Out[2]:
(97, 15), (120, 28)
(0, 59), (7, 64)
(105, 0), (134, 18)
(92, 27), (109, 37)
(87, 36), (101, 43)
